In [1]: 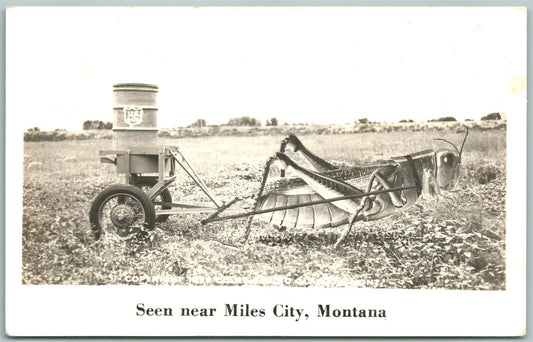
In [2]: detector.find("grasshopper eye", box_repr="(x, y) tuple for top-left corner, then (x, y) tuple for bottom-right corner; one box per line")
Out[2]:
(440, 153), (456, 167)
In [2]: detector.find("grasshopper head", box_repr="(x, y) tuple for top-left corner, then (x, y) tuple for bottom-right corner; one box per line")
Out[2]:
(434, 128), (468, 192)
(435, 149), (461, 191)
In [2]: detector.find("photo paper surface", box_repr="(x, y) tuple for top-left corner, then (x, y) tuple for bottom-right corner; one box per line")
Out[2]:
(5, 6), (526, 336)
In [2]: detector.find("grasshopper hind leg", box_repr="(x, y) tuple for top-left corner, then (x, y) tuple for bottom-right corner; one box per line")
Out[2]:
(279, 134), (336, 173)
(333, 168), (403, 248)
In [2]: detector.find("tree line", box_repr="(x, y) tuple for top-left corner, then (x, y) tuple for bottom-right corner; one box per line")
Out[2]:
(28, 113), (504, 132)
(189, 116), (279, 128)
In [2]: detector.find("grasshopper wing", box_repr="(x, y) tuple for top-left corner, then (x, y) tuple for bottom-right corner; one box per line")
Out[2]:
(256, 192), (350, 229)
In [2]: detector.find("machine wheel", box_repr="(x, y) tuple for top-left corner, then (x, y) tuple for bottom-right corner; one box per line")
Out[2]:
(132, 177), (172, 223)
(89, 184), (156, 240)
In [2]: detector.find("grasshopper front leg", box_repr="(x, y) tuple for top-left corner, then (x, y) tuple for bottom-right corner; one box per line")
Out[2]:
(366, 169), (406, 209)
(334, 168), (405, 248)
(333, 207), (365, 249)
(422, 168), (439, 200)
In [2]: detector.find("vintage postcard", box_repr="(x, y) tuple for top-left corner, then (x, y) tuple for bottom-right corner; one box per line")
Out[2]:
(5, 6), (526, 336)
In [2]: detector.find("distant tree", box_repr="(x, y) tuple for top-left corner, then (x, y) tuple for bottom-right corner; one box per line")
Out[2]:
(266, 117), (279, 126)
(227, 116), (261, 126)
(465, 119), (473, 122)
(428, 117), (457, 122)
(190, 119), (207, 128)
(399, 119), (414, 123)
(27, 127), (40, 132)
(83, 120), (96, 130)
(357, 118), (369, 124)
(481, 113), (502, 121)
(83, 120), (113, 130)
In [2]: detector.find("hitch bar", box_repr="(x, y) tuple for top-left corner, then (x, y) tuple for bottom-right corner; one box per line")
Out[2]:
(202, 185), (417, 224)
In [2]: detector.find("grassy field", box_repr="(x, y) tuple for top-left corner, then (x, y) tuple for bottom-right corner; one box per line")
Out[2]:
(22, 130), (506, 289)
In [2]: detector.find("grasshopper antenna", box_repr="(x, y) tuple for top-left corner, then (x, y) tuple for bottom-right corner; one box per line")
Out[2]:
(434, 127), (469, 159)
(433, 138), (460, 155)
(459, 127), (469, 158)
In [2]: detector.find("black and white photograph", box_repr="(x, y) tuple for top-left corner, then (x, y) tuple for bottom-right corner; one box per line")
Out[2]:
(5, 6), (526, 337)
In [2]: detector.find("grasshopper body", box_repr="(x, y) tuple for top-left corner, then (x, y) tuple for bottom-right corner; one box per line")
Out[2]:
(255, 133), (466, 232)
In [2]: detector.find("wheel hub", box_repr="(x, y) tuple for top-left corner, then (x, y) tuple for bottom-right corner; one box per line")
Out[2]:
(110, 204), (137, 229)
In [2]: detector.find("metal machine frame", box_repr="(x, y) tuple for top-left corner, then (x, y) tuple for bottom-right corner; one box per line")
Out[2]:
(98, 145), (230, 216)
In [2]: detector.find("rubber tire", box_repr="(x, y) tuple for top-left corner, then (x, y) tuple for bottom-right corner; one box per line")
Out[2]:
(89, 184), (156, 240)
(132, 177), (172, 223)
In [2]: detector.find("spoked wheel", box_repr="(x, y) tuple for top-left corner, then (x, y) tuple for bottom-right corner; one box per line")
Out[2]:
(132, 176), (172, 223)
(89, 185), (156, 240)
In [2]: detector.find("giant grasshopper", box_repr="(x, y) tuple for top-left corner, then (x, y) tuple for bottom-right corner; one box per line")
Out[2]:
(205, 130), (469, 248)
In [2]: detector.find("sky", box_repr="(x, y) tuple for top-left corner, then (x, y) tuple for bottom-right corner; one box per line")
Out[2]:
(7, 7), (526, 131)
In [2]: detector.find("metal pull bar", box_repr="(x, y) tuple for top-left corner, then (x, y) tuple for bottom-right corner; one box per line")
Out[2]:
(201, 197), (240, 224)
(175, 149), (220, 203)
(169, 149), (223, 208)
(204, 185), (416, 223)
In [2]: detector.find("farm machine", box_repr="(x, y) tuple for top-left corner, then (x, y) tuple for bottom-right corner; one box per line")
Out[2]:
(90, 83), (467, 247)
